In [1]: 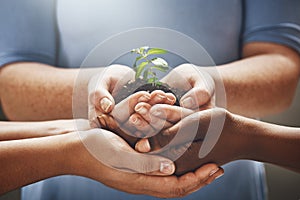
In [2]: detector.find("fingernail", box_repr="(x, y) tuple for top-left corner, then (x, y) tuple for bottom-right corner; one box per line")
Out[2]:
(167, 96), (176, 104)
(135, 139), (150, 152)
(135, 106), (148, 115)
(209, 168), (220, 177)
(100, 97), (112, 113)
(138, 95), (151, 102)
(181, 97), (195, 108)
(141, 139), (151, 151)
(154, 94), (166, 102)
(160, 161), (175, 174)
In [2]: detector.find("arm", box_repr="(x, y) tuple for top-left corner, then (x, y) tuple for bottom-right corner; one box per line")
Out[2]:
(136, 107), (300, 173)
(235, 113), (300, 172)
(0, 119), (90, 141)
(167, 42), (300, 118)
(0, 62), (135, 121)
(0, 129), (222, 197)
(215, 42), (300, 117)
(0, 62), (98, 120)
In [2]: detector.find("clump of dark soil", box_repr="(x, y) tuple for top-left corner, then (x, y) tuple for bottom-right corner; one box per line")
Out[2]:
(114, 78), (186, 105)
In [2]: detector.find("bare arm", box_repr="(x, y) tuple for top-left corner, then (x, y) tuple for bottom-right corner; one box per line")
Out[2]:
(0, 119), (90, 141)
(214, 42), (300, 117)
(0, 128), (223, 198)
(239, 115), (300, 173)
(135, 107), (300, 173)
(165, 42), (300, 118)
(0, 62), (102, 121)
(0, 133), (73, 194)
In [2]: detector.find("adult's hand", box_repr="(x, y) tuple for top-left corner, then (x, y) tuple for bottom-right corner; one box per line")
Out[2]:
(72, 129), (224, 198)
(95, 90), (177, 144)
(88, 64), (135, 126)
(136, 107), (242, 174)
(161, 64), (215, 110)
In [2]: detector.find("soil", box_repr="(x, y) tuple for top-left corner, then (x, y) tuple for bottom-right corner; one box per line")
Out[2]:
(114, 78), (186, 105)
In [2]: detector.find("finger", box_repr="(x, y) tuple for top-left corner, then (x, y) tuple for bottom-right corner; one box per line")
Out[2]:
(82, 129), (175, 175)
(180, 87), (214, 110)
(128, 114), (167, 139)
(109, 139), (175, 175)
(89, 74), (115, 113)
(111, 91), (151, 123)
(176, 164), (222, 195)
(147, 90), (167, 105)
(134, 102), (152, 122)
(149, 91), (176, 105)
(97, 114), (139, 147)
(150, 104), (194, 123)
(135, 138), (151, 153)
(114, 153), (176, 176)
(128, 113), (155, 134)
(135, 102), (173, 131)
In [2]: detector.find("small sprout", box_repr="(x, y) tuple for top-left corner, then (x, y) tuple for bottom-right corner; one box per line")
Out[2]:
(132, 47), (169, 86)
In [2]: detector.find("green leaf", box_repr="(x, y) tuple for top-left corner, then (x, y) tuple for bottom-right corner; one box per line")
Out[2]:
(147, 77), (158, 84)
(151, 58), (168, 68)
(152, 65), (168, 72)
(139, 46), (150, 55)
(148, 48), (167, 55)
(136, 61), (150, 79)
(156, 81), (163, 86)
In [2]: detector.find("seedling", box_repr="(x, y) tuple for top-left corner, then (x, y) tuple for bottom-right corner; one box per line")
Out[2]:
(131, 46), (169, 86)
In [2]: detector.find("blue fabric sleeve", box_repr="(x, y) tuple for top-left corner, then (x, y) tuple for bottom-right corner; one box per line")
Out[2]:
(243, 0), (300, 54)
(0, 0), (57, 67)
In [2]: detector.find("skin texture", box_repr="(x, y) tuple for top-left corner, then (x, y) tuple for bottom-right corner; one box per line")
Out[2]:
(0, 41), (299, 194)
(0, 119), (90, 141)
(0, 123), (223, 197)
(0, 43), (299, 120)
(135, 107), (300, 173)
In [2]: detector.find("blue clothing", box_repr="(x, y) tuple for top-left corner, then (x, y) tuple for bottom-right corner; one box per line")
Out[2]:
(0, 0), (300, 199)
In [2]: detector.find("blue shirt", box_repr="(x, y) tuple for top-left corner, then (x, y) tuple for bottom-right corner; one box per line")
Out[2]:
(1, 0), (299, 199)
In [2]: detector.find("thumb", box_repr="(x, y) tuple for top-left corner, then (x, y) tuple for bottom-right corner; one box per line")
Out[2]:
(82, 129), (175, 176)
(117, 152), (176, 176)
(89, 74), (115, 114)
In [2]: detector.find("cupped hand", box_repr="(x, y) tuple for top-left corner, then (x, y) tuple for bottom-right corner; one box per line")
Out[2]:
(95, 90), (177, 145)
(137, 107), (246, 174)
(71, 129), (223, 198)
(88, 64), (135, 126)
(161, 64), (215, 110)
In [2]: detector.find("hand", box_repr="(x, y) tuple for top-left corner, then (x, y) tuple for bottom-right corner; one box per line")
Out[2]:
(71, 129), (224, 198)
(95, 90), (177, 146)
(161, 64), (215, 110)
(88, 64), (135, 126)
(136, 107), (246, 174)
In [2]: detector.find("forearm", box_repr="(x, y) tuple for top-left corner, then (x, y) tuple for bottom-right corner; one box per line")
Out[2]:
(0, 62), (102, 120)
(235, 115), (300, 172)
(0, 120), (86, 141)
(206, 43), (300, 118)
(0, 133), (78, 194)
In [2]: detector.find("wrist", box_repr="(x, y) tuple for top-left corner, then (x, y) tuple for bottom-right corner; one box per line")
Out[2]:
(227, 112), (253, 160)
(63, 131), (106, 180)
(58, 132), (85, 175)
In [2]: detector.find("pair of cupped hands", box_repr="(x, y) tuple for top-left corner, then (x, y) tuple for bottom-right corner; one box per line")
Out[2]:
(80, 64), (241, 197)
